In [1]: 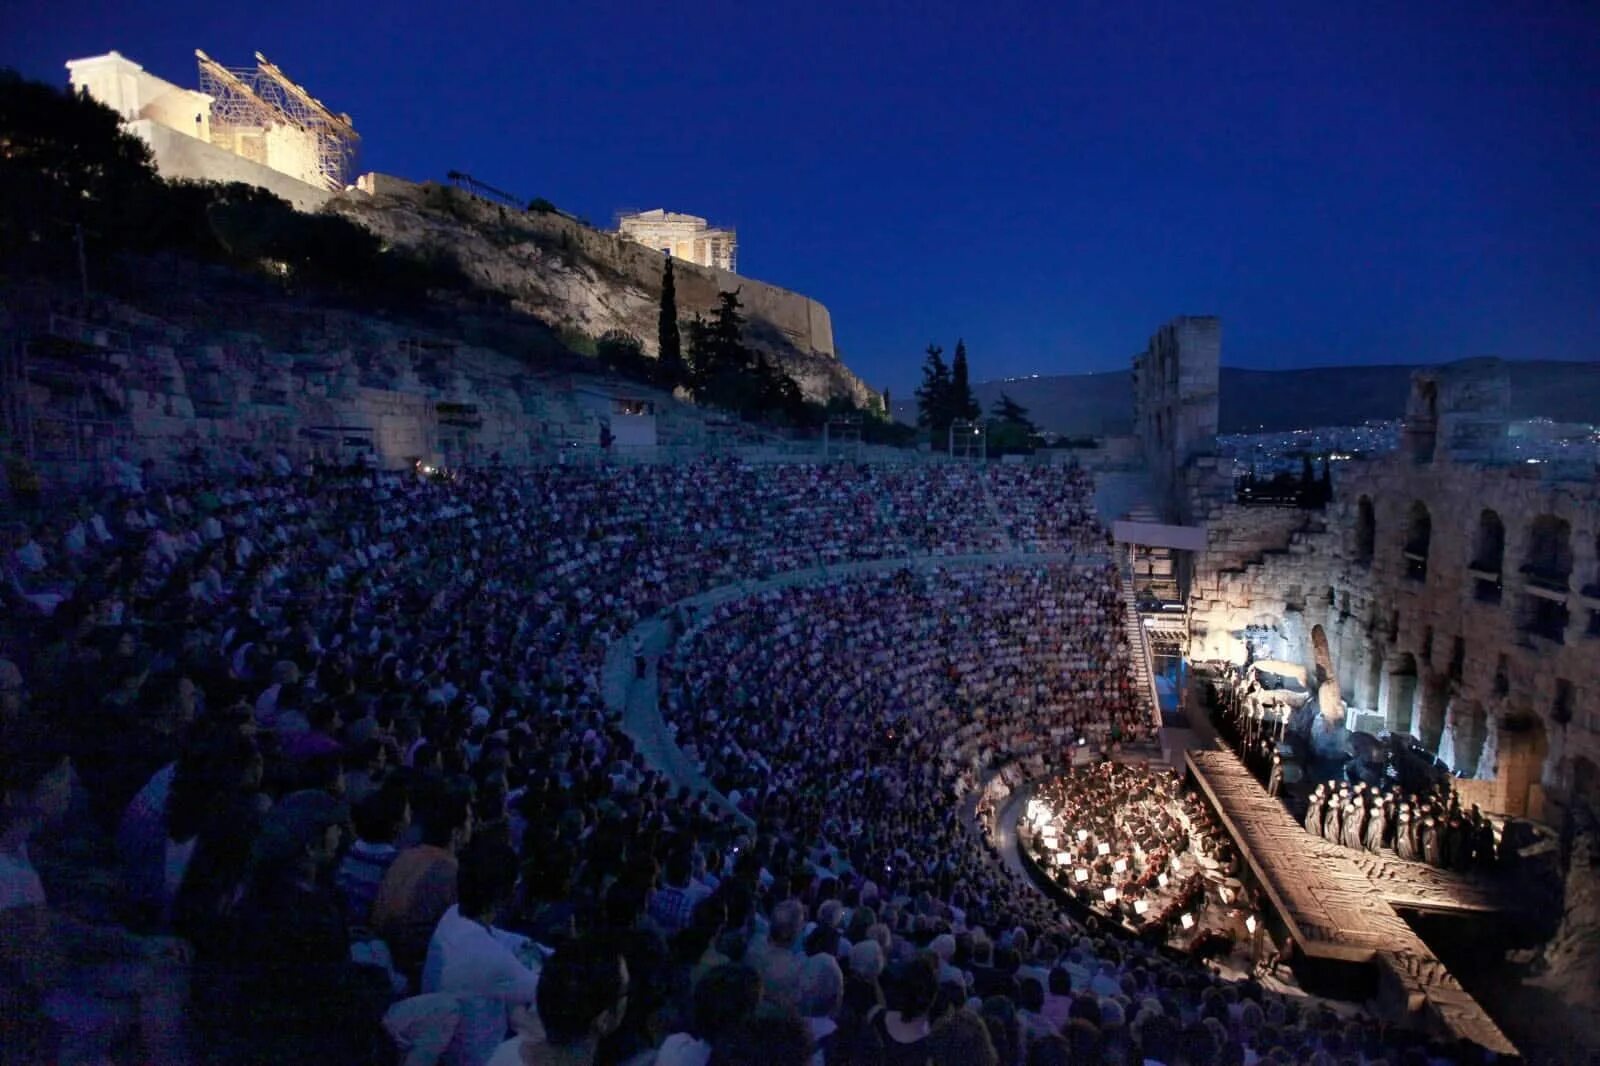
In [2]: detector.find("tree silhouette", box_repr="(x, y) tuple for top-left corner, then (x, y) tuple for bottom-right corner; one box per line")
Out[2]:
(915, 344), (952, 437)
(657, 253), (683, 387)
(950, 339), (980, 421)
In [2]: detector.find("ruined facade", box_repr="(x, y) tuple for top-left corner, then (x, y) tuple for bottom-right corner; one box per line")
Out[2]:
(1188, 360), (1599, 820)
(65, 50), (353, 211)
(1132, 316), (1226, 522)
(617, 209), (737, 272)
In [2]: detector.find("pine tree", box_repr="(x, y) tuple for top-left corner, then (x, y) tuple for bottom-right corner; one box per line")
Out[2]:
(950, 339), (979, 421)
(915, 344), (952, 436)
(657, 253), (683, 386)
(990, 392), (1036, 431)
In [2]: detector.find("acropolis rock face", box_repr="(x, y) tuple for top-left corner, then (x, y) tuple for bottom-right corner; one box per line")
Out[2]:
(331, 178), (876, 408)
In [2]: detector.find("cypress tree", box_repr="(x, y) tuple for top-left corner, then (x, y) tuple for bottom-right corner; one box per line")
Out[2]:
(951, 338), (979, 421)
(658, 253), (683, 386)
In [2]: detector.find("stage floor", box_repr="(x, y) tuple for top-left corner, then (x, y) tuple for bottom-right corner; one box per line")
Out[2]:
(1185, 749), (1517, 1056)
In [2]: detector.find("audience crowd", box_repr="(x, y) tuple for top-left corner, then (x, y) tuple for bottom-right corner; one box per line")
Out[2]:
(0, 452), (1502, 1065)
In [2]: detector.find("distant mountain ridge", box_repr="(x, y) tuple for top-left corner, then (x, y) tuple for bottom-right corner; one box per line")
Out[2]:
(893, 361), (1600, 436)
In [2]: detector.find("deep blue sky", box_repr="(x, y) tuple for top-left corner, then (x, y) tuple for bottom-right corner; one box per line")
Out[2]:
(9, 1), (1599, 395)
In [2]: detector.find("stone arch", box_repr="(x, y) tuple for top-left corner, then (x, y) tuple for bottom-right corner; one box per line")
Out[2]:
(1471, 509), (1506, 603)
(1403, 501), (1431, 582)
(1416, 673), (1449, 754)
(1452, 700), (1489, 777)
(1523, 514), (1573, 590)
(1386, 652), (1419, 735)
(1310, 624), (1334, 687)
(1355, 496), (1375, 567)
(1572, 756), (1600, 816)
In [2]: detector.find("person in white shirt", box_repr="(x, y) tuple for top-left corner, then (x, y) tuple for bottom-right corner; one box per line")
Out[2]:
(422, 836), (543, 1066)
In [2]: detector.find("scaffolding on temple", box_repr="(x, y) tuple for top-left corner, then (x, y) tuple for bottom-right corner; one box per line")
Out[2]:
(195, 50), (359, 192)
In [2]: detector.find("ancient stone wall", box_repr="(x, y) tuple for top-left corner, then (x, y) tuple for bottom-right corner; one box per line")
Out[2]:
(1191, 453), (1599, 817)
(1133, 315), (1222, 519)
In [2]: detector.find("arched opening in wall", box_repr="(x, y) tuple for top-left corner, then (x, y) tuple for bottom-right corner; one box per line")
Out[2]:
(1310, 624), (1333, 687)
(1365, 642), (1384, 712)
(1588, 532), (1600, 637)
(1417, 674), (1448, 753)
(1518, 515), (1572, 643)
(1387, 653), (1419, 735)
(1573, 756), (1599, 818)
(1403, 501), (1431, 582)
(1355, 496), (1375, 568)
(1470, 509), (1505, 604)
(1454, 701), (1489, 778)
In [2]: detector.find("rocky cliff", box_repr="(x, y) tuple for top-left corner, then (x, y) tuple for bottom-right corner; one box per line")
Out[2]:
(328, 178), (876, 407)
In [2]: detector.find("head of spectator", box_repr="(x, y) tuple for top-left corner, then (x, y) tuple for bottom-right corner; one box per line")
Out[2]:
(769, 897), (805, 950)
(931, 1007), (999, 1066)
(690, 963), (762, 1045)
(886, 955), (938, 1022)
(536, 937), (630, 1050)
(249, 789), (348, 887)
(457, 836), (520, 926)
(799, 952), (844, 1021)
(418, 788), (473, 854)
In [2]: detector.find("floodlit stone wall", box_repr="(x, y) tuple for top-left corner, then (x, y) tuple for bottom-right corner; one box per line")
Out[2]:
(1189, 365), (1600, 818)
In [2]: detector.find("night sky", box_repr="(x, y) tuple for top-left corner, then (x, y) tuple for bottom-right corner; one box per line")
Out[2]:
(9, 1), (1599, 396)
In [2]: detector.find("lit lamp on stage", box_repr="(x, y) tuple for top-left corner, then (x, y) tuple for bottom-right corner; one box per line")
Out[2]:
(1075, 868), (1090, 883)
(1102, 887), (1119, 903)
(1180, 913), (1195, 930)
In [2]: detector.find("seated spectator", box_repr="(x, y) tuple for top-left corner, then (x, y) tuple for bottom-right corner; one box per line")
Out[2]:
(423, 836), (543, 1066)
(656, 962), (762, 1066)
(0, 720), (189, 1064)
(489, 937), (628, 1066)
(372, 788), (473, 982)
(337, 784), (410, 928)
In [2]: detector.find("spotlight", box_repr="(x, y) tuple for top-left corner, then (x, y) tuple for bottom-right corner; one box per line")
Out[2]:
(1180, 913), (1195, 930)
